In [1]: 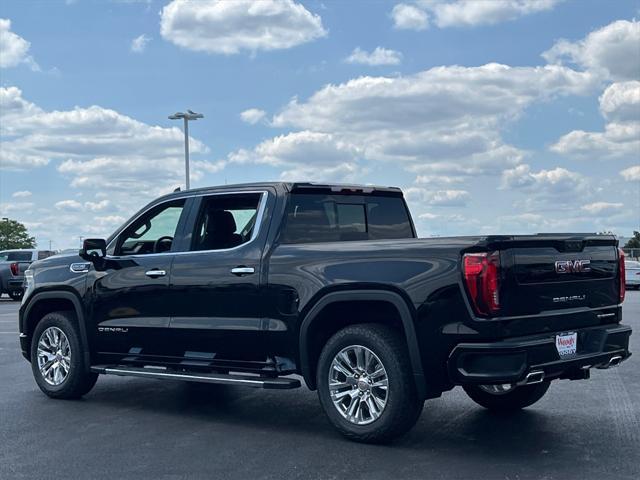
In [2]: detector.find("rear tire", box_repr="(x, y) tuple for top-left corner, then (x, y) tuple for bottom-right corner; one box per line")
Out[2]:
(30, 311), (98, 399)
(316, 324), (423, 443)
(463, 381), (550, 411)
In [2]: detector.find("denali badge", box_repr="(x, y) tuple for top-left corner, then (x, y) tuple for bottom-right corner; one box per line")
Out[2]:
(98, 327), (129, 333)
(553, 295), (586, 303)
(555, 259), (591, 274)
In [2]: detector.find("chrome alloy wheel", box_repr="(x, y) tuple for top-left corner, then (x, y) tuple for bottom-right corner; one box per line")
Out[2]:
(479, 383), (515, 395)
(328, 345), (389, 425)
(37, 327), (71, 386)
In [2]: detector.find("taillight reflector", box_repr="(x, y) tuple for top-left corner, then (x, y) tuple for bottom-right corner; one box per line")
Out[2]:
(463, 251), (500, 316)
(9, 262), (19, 276)
(619, 248), (625, 303)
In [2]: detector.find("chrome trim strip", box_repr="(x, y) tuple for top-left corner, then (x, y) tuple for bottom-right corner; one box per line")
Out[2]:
(597, 313), (616, 319)
(105, 191), (268, 259)
(103, 367), (267, 386)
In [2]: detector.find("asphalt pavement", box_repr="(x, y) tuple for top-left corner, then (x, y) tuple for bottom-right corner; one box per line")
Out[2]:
(1, 293), (639, 480)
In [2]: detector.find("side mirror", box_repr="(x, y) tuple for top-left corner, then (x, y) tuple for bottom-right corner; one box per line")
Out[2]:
(80, 238), (107, 260)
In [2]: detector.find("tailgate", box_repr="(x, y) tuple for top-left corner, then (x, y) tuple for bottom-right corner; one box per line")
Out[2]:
(489, 235), (620, 317)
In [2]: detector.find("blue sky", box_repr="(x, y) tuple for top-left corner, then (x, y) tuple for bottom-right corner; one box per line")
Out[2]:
(0, 0), (639, 249)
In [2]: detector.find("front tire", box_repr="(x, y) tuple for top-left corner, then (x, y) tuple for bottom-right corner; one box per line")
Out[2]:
(30, 311), (98, 399)
(463, 381), (550, 411)
(317, 324), (423, 443)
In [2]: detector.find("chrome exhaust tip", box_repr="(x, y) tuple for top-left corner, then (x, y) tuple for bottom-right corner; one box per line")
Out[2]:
(608, 355), (623, 367)
(596, 355), (624, 369)
(518, 370), (545, 386)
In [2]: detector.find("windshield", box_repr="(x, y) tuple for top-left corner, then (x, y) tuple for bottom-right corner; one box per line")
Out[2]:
(0, 251), (32, 262)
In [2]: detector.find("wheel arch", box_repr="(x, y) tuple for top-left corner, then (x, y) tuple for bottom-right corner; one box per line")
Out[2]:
(21, 291), (91, 371)
(298, 290), (426, 399)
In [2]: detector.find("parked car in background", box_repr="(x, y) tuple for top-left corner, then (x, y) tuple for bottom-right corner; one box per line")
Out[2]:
(0, 249), (55, 301)
(625, 260), (640, 289)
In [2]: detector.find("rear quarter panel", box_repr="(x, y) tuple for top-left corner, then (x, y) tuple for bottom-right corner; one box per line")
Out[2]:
(267, 237), (490, 396)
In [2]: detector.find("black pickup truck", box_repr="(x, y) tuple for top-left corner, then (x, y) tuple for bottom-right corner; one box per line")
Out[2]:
(18, 182), (631, 442)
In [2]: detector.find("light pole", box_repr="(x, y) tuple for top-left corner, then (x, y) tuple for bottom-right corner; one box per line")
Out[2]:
(168, 110), (204, 190)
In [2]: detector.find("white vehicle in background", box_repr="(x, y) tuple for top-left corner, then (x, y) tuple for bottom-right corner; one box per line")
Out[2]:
(625, 260), (640, 290)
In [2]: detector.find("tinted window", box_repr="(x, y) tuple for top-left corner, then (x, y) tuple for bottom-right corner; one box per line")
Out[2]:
(281, 194), (414, 244)
(117, 199), (185, 256)
(191, 193), (262, 251)
(0, 251), (32, 261)
(37, 251), (54, 260)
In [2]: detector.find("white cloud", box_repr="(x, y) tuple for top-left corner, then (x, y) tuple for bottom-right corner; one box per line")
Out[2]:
(85, 200), (110, 211)
(0, 86), (220, 195)
(270, 63), (595, 177)
(501, 164), (587, 195)
(391, 1), (561, 30)
(240, 108), (267, 125)
(427, 0), (562, 28)
(0, 201), (35, 215)
(600, 81), (640, 123)
(542, 20), (640, 81)
(345, 47), (403, 66)
(160, 0), (327, 55)
(551, 81), (640, 160)
(620, 165), (640, 182)
(582, 202), (624, 215)
(12, 190), (32, 198)
(130, 34), (150, 53)
(0, 18), (39, 70)
(391, 4), (429, 31)
(228, 130), (363, 182)
(404, 187), (471, 206)
(55, 200), (83, 211)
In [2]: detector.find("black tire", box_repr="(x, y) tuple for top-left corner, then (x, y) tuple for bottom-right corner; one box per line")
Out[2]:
(316, 324), (423, 443)
(30, 311), (98, 399)
(9, 290), (23, 301)
(463, 381), (551, 411)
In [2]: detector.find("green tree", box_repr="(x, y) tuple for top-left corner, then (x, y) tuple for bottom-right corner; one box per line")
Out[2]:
(0, 219), (36, 250)
(624, 231), (640, 249)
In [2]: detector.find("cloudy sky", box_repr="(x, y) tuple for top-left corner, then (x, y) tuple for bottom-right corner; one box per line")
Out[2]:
(0, 0), (639, 249)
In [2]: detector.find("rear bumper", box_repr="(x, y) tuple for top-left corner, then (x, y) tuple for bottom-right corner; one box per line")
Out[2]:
(448, 323), (631, 385)
(7, 279), (24, 291)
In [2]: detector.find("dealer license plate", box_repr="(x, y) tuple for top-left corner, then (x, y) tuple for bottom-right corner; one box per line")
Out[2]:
(556, 332), (577, 357)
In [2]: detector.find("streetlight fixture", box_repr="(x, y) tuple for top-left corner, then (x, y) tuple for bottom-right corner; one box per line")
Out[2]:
(168, 110), (204, 190)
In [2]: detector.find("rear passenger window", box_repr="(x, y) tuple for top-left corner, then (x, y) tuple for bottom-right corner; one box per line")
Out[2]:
(191, 193), (262, 251)
(281, 194), (414, 244)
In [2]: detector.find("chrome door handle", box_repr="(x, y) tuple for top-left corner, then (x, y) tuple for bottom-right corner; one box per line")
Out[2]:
(231, 267), (255, 276)
(145, 269), (167, 278)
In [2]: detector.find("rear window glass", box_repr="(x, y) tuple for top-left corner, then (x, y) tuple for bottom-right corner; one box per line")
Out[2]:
(0, 251), (32, 261)
(281, 194), (414, 244)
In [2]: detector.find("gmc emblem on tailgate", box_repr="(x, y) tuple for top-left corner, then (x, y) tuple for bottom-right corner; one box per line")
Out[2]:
(555, 259), (591, 274)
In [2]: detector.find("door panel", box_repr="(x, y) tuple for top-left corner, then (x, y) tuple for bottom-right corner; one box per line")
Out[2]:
(89, 255), (175, 358)
(168, 191), (273, 362)
(88, 197), (190, 361)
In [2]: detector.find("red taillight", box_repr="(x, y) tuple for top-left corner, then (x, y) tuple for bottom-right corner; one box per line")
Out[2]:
(618, 248), (625, 303)
(9, 262), (19, 276)
(463, 251), (500, 316)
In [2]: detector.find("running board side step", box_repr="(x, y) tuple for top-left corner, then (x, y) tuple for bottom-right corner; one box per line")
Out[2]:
(90, 365), (301, 389)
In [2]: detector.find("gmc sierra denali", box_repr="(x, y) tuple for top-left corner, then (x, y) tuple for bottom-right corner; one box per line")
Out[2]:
(18, 182), (631, 442)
